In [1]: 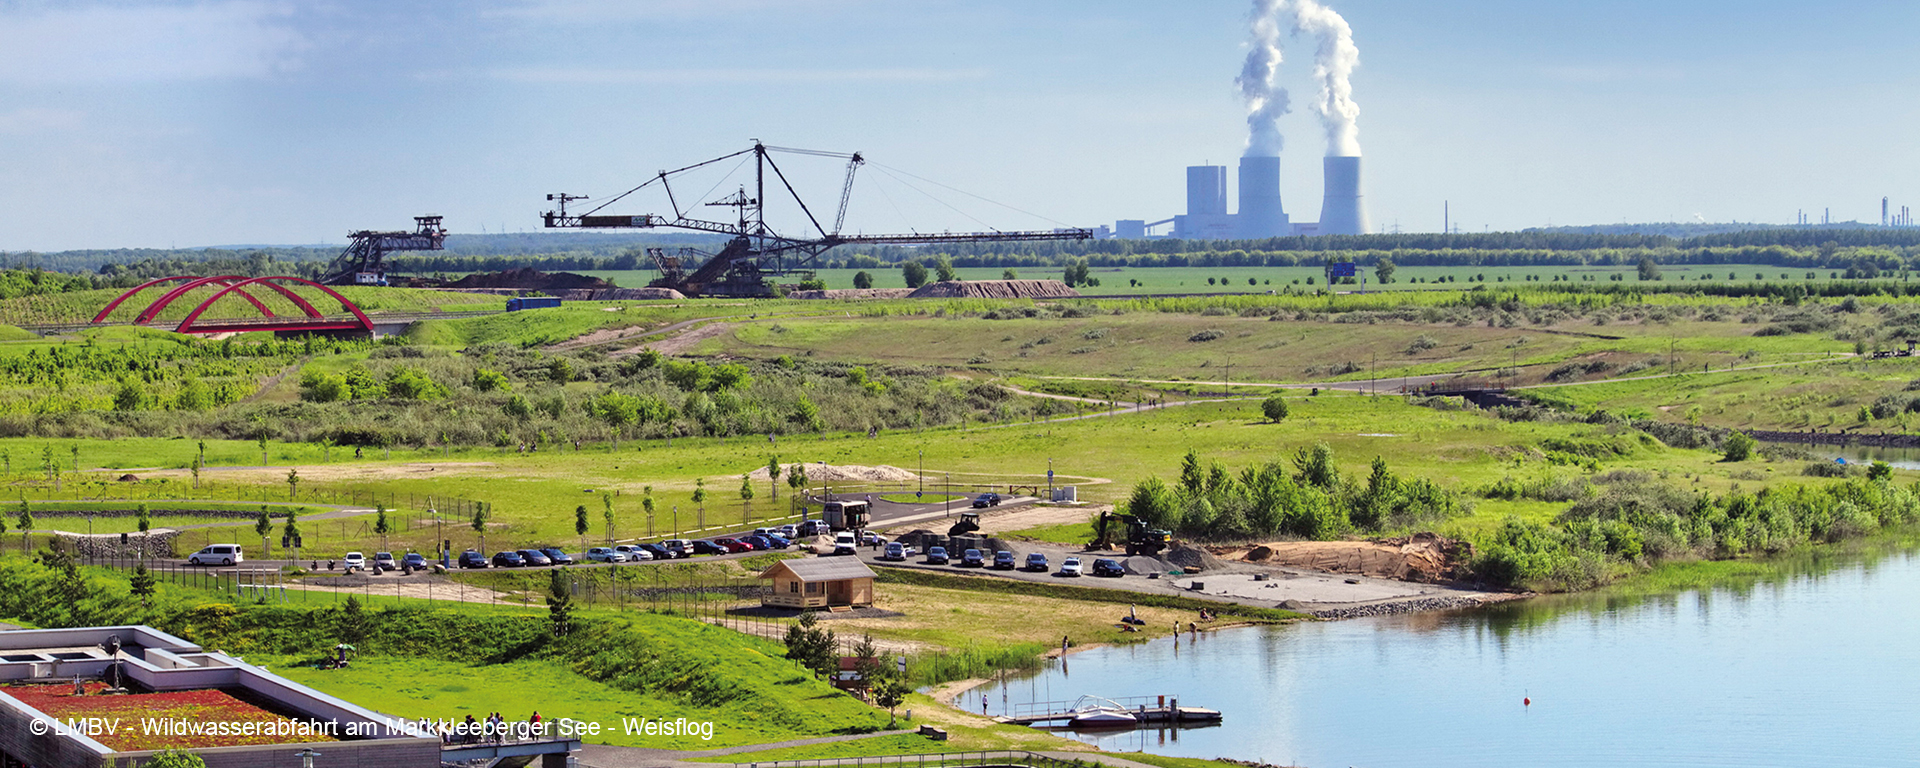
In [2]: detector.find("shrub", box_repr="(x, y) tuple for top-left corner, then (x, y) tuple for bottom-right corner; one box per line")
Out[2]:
(1188, 329), (1226, 342)
(1261, 394), (1289, 422)
(1721, 432), (1757, 462)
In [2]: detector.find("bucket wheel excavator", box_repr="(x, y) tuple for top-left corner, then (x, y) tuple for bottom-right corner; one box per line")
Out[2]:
(540, 142), (1092, 297)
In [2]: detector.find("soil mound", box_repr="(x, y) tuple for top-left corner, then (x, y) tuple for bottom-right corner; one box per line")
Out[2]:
(787, 288), (916, 300)
(548, 287), (688, 300)
(1231, 532), (1469, 583)
(1165, 543), (1229, 572)
(1121, 555), (1169, 575)
(445, 267), (614, 290)
(906, 280), (1082, 299)
(746, 463), (918, 483)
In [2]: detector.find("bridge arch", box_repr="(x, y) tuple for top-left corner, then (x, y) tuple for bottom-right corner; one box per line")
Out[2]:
(92, 275), (287, 324)
(133, 275), (326, 324)
(175, 276), (372, 335)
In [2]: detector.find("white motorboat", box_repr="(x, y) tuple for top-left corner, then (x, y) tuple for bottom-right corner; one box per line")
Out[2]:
(1064, 695), (1140, 729)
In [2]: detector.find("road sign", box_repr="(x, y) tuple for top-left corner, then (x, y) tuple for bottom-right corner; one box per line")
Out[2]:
(1047, 469), (1054, 480)
(1329, 262), (1357, 277)
(916, 491), (923, 498)
(896, 656), (907, 673)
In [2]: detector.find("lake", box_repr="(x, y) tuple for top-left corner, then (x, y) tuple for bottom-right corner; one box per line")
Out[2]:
(972, 540), (1920, 768)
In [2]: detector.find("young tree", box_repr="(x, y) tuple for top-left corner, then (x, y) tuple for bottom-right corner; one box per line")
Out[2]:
(547, 569), (574, 637)
(69, 445), (79, 471)
(602, 492), (616, 543)
(901, 261), (930, 288)
(933, 255), (957, 283)
(129, 563), (157, 607)
(787, 464), (809, 501)
(16, 498), (32, 554)
(575, 505), (590, 552)
(136, 504), (151, 559)
(1261, 394), (1290, 422)
(852, 271), (874, 289)
(873, 674), (911, 724)
(692, 478), (707, 527)
(190, 454), (202, 489)
(282, 508), (301, 563)
(740, 474), (755, 502)
(1637, 256), (1662, 281)
(254, 506), (273, 557)
(374, 505), (392, 550)
(472, 508), (488, 553)
(1374, 257), (1396, 284)
(285, 467), (300, 500)
(767, 457), (783, 502)
(783, 611), (838, 677)
(642, 486), (657, 536)
(258, 433), (270, 466)
(1003, 268), (1019, 280)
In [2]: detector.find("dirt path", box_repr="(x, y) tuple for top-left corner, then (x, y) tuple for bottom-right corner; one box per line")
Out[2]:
(236, 355), (311, 405)
(612, 320), (740, 357)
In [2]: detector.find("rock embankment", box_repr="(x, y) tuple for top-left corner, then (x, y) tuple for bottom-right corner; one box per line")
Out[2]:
(1308, 594), (1501, 620)
(907, 280), (1082, 299)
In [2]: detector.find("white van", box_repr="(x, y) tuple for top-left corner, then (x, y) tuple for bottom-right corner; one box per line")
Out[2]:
(188, 544), (243, 566)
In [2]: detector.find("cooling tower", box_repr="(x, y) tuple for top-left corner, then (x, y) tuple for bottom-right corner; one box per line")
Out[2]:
(1318, 156), (1370, 236)
(1186, 166), (1228, 216)
(1236, 156), (1289, 239)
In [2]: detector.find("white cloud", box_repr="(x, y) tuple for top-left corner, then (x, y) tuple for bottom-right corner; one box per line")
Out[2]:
(0, 1), (305, 84)
(482, 66), (989, 84)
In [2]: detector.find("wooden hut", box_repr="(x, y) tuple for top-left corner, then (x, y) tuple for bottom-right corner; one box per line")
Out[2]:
(759, 557), (876, 610)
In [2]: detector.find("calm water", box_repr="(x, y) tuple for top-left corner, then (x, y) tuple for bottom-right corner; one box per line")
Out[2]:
(973, 543), (1920, 768)
(1819, 444), (1920, 470)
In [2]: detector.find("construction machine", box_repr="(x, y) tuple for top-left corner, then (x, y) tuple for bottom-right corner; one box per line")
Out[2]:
(541, 142), (1093, 297)
(318, 216), (447, 286)
(947, 511), (982, 538)
(1092, 512), (1172, 557)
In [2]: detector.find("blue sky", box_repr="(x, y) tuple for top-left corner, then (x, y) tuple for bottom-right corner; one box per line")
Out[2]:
(1, 0), (1916, 250)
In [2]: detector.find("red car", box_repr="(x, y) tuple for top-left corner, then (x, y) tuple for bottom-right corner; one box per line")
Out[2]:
(713, 537), (753, 553)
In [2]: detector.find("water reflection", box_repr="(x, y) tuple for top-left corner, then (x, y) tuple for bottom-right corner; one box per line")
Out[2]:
(972, 539), (1920, 768)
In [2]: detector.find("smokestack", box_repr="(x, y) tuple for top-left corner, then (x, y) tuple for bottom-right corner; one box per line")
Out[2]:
(1318, 156), (1369, 235)
(1237, 156), (1290, 239)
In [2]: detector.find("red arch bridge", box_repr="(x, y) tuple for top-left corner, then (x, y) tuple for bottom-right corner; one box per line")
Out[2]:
(92, 275), (375, 335)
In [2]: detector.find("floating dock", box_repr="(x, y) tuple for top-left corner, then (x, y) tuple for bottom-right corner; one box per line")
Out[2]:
(995, 695), (1221, 728)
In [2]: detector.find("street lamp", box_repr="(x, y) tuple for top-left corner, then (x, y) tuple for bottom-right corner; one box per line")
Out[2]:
(294, 748), (321, 768)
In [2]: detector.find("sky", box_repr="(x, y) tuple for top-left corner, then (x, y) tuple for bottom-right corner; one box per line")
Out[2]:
(1, 0), (1917, 251)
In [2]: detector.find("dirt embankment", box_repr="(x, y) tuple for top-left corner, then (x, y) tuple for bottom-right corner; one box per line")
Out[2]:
(745, 463), (918, 483)
(1217, 532), (1471, 583)
(907, 280), (1081, 299)
(786, 288), (916, 300)
(443, 268), (613, 290)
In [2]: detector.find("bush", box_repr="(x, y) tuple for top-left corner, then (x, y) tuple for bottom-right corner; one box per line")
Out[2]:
(1187, 329), (1226, 342)
(1721, 432), (1757, 462)
(1261, 394), (1289, 422)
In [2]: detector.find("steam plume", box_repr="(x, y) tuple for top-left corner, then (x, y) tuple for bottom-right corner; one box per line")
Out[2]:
(1289, 0), (1361, 157)
(1236, 0), (1289, 157)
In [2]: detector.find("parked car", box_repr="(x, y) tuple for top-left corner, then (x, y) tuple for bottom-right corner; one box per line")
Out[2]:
(777, 524), (799, 538)
(635, 543), (672, 561)
(518, 549), (552, 567)
(739, 534), (775, 550)
(542, 548), (575, 565)
(881, 542), (907, 561)
(401, 552), (428, 570)
(373, 552), (398, 571)
(457, 550), (490, 568)
(833, 532), (859, 556)
(992, 550), (1016, 570)
(1091, 558), (1125, 577)
(342, 552), (367, 571)
(1024, 552), (1049, 572)
(972, 493), (1002, 508)
(925, 546), (950, 565)
(585, 547), (627, 563)
(491, 551), (526, 568)
(615, 544), (654, 561)
(713, 538), (752, 554)
(797, 519), (830, 537)
(859, 531), (887, 546)
(960, 548), (986, 567)
(187, 544), (243, 566)
(660, 540), (691, 558)
(761, 534), (792, 549)
(1057, 557), (1083, 577)
(691, 540), (729, 556)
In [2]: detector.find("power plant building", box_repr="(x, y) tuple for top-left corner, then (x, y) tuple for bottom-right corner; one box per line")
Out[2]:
(1154, 156), (1364, 240)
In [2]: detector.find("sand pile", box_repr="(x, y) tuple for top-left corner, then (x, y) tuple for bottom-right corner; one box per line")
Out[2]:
(548, 287), (688, 300)
(446, 268), (612, 290)
(786, 288), (916, 300)
(906, 280), (1082, 299)
(1165, 543), (1230, 572)
(745, 463), (918, 483)
(1234, 532), (1468, 583)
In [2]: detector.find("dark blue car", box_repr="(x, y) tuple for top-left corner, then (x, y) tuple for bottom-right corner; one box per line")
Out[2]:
(401, 552), (428, 570)
(458, 550), (489, 569)
(691, 540), (728, 556)
(491, 551), (526, 568)
(518, 549), (552, 567)
(541, 547), (575, 565)
(635, 543), (672, 560)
